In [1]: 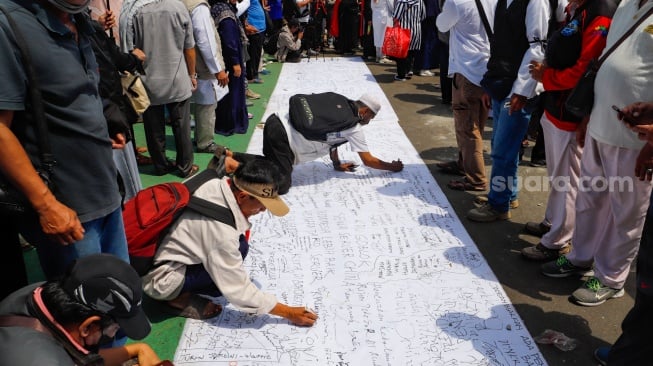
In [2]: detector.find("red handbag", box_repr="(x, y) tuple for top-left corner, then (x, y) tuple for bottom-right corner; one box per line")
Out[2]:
(382, 21), (411, 59)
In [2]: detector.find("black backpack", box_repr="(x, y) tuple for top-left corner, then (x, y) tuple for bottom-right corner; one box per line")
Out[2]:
(288, 92), (361, 142)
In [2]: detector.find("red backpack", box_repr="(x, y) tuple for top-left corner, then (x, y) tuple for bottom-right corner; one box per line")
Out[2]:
(123, 169), (235, 276)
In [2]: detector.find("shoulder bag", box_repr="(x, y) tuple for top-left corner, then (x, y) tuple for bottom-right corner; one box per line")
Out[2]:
(0, 5), (56, 215)
(565, 6), (653, 117)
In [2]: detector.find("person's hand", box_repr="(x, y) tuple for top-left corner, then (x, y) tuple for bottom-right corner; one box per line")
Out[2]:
(635, 143), (653, 181)
(387, 159), (404, 172)
(133, 343), (162, 366)
(285, 306), (318, 326)
(233, 64), (242, 78)
(528, 60), (545, 82)
(37, 195), (84, 245)
(216, 70), (229, 87)
(334, 162), (359, 172)
(270, 303), (317, 326)
(111, 133), (126, 149)
(245, 24), (259, 35)
(481, 93), (491, 109)
(131, 48), (146, 62)
(298, 31), (304, 39)
(508, 94), (527, 115)
(576, 115), (590, 148)
(629, 124), (653, 145)
(190, 76), (198, 91)
(617, 102), (653, 126)
(98, 10), (115, 30)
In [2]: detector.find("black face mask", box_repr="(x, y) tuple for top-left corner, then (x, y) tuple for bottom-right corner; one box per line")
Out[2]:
(46, 0), (91, 14)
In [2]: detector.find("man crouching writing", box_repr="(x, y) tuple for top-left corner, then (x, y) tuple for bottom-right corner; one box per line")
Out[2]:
(142, 159), (317, 326)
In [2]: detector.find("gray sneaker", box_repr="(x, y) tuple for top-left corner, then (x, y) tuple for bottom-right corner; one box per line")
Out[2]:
(541, 255), (594, 278)
(572, 277), (625, 306)
(467, 204), (510, 222)
(521, 243), (571, 261)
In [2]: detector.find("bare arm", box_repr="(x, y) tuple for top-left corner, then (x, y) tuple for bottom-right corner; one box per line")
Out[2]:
(0, 110), (84, 244)
(183, 47), (197, 91)
(357, 151), (404, 172)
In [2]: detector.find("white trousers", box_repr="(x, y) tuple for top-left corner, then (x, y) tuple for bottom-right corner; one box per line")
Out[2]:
(540, 115), (582, 248)
(568, 135), (652, 288)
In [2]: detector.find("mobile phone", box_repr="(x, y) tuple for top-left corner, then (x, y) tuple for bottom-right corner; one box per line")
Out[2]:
(612, 105), (635, 125)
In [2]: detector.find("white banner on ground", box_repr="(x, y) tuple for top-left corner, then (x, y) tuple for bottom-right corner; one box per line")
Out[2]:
(174, 58), (545, 366)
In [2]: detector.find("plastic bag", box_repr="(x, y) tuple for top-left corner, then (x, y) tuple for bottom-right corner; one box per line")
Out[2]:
(533, 329), (578, 351)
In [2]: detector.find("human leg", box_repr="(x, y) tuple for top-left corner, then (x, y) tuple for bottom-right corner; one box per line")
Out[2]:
(452, 73), (487, 188)
(589, 141), (651, 290)
(0, 217), (27, 298)
(262, 114), (295, 194)
(486, 98), (531, 212)
(608, 196), (653, 365)
(538, 114), (581, 249)
(168, 99), (195, 176)
(195, 102), (218, 151)
(142, 104), (170, 174)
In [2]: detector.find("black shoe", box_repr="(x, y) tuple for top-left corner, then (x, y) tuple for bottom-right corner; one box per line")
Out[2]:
(524, 221), (551, 237)
(153, 160), (176, 176)
(530, 159), (546, 167)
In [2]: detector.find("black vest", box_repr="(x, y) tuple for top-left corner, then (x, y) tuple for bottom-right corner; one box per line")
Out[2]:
(542, 0), (618, 124)
(485, 0), (531, 81)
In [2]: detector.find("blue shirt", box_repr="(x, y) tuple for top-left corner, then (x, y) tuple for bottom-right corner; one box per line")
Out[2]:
(0, 0), (121, 222)
(247, 0), (266, 33)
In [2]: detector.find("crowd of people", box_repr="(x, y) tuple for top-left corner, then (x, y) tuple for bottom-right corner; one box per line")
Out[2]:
(1, 0), (652, 363)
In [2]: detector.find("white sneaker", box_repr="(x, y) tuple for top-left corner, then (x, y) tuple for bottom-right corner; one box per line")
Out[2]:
(377, 57), (393, 64)
(418, 70), (434, 76)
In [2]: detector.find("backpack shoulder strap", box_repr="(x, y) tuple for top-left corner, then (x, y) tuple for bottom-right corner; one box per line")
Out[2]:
(0, 315), (51, 334)
(182, 168), (236, 229)
(474, 0), (493, 40)
(187, 196), (236, 228)
(183, 168), (219, 193)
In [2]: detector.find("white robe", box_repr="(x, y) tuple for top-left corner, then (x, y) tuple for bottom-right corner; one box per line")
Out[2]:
(371, 0), (394, 48)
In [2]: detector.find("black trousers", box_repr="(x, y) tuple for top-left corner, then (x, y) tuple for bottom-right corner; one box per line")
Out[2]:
(609, 196), (653, 365)
(246, 32), (265, 81)
(143, 99), (194, 175)
(0, 217), (26, 300)
(396, 50), (416, 78)
(231, 114), (295, 194)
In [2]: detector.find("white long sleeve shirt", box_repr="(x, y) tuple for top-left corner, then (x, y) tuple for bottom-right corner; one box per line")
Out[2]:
(142, 178), (278, 315)
(191, 4), (228, 104)
(436, 0), (497, 86)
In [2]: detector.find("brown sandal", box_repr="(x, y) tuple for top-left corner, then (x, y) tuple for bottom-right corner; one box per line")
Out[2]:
(436, 161), (465, 176)
(447, 179), (486, 191)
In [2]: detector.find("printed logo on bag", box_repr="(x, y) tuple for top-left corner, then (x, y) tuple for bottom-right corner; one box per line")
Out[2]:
(645, 24), (653, 34)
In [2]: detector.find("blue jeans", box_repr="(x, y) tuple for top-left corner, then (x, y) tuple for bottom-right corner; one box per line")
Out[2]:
(21, 207), (129, 279)
(487, 97), (531, 212)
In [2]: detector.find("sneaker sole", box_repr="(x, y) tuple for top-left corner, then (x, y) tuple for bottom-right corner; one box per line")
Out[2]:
(542, 268), (594, 278)
(574, 288), (625, 307)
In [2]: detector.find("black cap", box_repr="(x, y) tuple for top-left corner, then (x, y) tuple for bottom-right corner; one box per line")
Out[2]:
(288, 18), (300, 28)
(61, 254), (151, 340)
